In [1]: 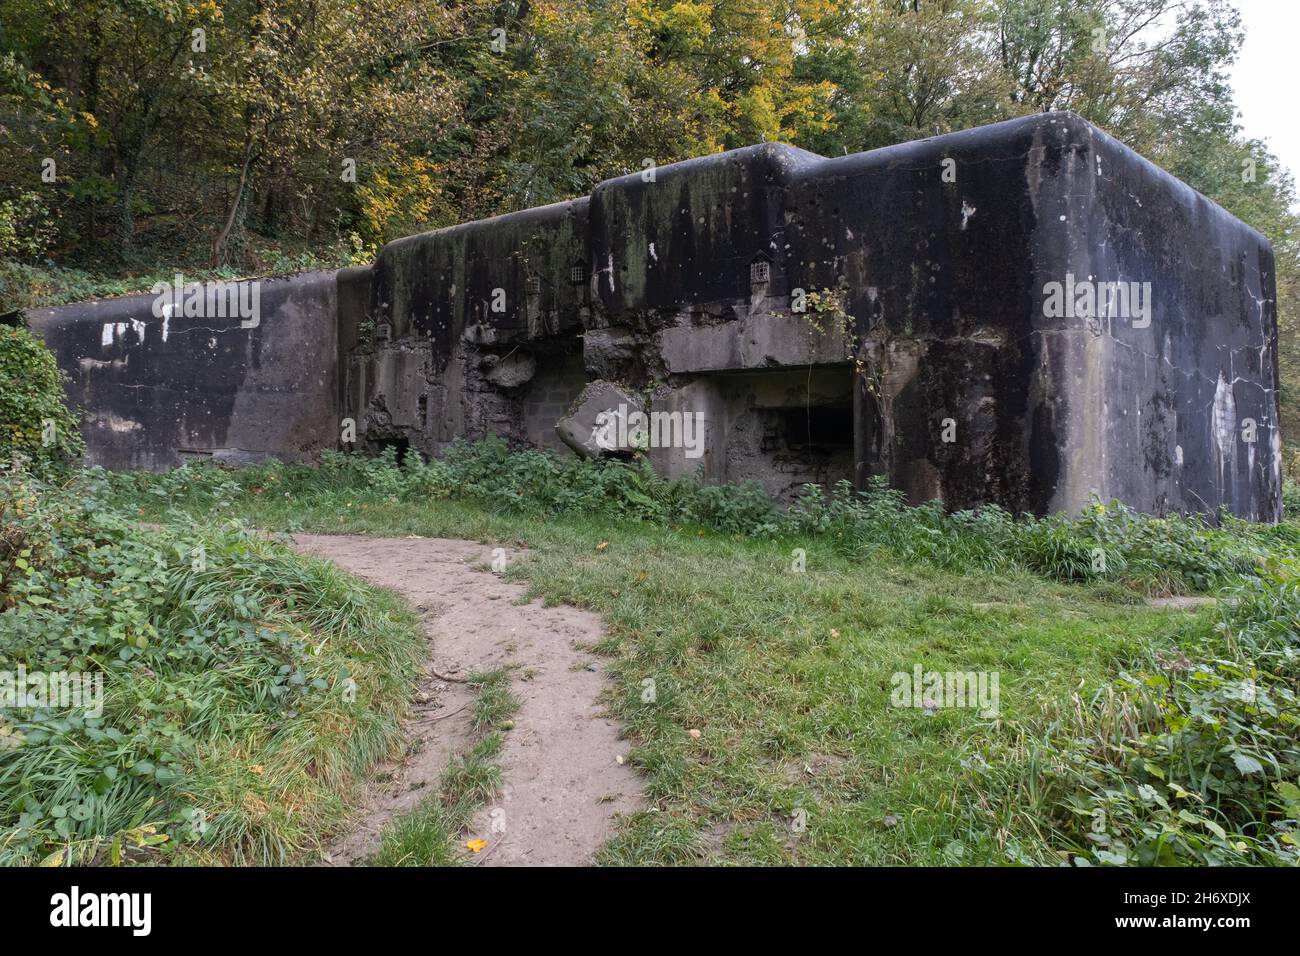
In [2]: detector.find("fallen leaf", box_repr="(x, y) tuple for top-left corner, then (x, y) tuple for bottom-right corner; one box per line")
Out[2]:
(596, 541), (609, 552)
(688, 729), (702, 739)
(250, 765), (265, 776)
(466, 838), (488, 853)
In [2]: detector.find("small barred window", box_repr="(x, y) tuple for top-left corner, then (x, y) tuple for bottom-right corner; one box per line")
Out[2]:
(750, 259), (770, 284)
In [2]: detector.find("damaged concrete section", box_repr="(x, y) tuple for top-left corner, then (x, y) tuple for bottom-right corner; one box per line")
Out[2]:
(35, 112), (1282, 520)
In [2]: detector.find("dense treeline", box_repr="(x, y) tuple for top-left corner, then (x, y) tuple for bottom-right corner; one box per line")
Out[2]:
(1, 0), (1297, 432)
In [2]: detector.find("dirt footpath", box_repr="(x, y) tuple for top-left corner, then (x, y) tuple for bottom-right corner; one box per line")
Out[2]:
(292, 534), (642, 866)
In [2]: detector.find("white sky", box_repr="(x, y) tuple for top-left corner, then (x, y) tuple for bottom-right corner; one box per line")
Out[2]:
(1227, 0), (1300, 196)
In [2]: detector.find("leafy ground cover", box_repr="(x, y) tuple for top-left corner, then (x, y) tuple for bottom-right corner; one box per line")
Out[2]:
(89, 443), (1300, 865)
(0, 467), (424, 865)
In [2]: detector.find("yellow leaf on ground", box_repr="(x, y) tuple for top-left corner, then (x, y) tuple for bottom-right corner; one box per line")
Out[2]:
(466, 838), (488, 853)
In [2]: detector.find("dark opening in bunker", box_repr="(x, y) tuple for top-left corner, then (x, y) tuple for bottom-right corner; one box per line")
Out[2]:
(776, 404), (855, 454)
(722, 368), (856, 500)
(521, 338), (588, 453)
(753, 402), (855, 488)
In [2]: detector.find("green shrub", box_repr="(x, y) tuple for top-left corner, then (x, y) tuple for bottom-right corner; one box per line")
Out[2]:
(970, 558), (1300, 867)
(1284, 480), (1300, 518)
(0, 324), (83, 474)
(788, 478), (1014, 572)
(1014, 566), (1300, 866)
(687, 480), (781, 535)
(0, 191), (58, 261)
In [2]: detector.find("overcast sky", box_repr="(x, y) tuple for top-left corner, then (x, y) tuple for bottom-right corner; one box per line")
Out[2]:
(1228, 0), (1299, 197)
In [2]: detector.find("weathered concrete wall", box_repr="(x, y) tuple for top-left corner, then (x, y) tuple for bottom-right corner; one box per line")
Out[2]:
(33, 111), (1280, 520)
(341, 199), (591, 459)
(30, 272), (338, 471)
(346, 111), (1279, 519)
(1027, 115), (1281, 521)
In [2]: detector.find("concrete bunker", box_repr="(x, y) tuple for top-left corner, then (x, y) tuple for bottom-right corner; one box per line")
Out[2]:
(31, 112), (1283, 521)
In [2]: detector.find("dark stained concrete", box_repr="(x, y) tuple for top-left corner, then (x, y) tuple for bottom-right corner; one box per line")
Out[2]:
(33, 112), (1281, 520)
(29, 272), (338, 471)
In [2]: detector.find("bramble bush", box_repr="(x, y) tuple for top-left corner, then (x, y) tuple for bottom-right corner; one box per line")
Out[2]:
(0, 324), (83, 475)
(977, 564), (1300, 866)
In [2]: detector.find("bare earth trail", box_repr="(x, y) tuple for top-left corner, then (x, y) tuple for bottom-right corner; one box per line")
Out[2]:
(291, 534), (643, 866)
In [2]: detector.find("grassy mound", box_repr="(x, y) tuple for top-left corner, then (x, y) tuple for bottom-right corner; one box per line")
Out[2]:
(0, 467), (423, 865)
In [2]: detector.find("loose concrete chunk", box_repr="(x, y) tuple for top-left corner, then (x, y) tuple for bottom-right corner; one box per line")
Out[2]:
(555, 381), (644, 459)
(483, 352), (536, 389)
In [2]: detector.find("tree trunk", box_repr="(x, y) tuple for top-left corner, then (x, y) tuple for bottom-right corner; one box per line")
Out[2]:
(115, 165), (135, 261)
(212, 129), (257, 267)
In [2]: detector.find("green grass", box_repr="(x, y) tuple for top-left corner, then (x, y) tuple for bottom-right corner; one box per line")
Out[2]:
(366, 673), (521, 867)
(106, 462), (1213, 865)
(520, 521), (1177, 864)
(0, 469), (426, 865)
(468, 668), (520, 733)
(367, 734), (507, 867)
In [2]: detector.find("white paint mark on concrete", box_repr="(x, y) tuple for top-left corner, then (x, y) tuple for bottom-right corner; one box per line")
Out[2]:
(1212, 373), (1236, 478)
(99, 414), (143, 433)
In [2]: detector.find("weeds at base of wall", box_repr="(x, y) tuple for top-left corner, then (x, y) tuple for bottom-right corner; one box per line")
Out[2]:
(109, 436), (1300, 598)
